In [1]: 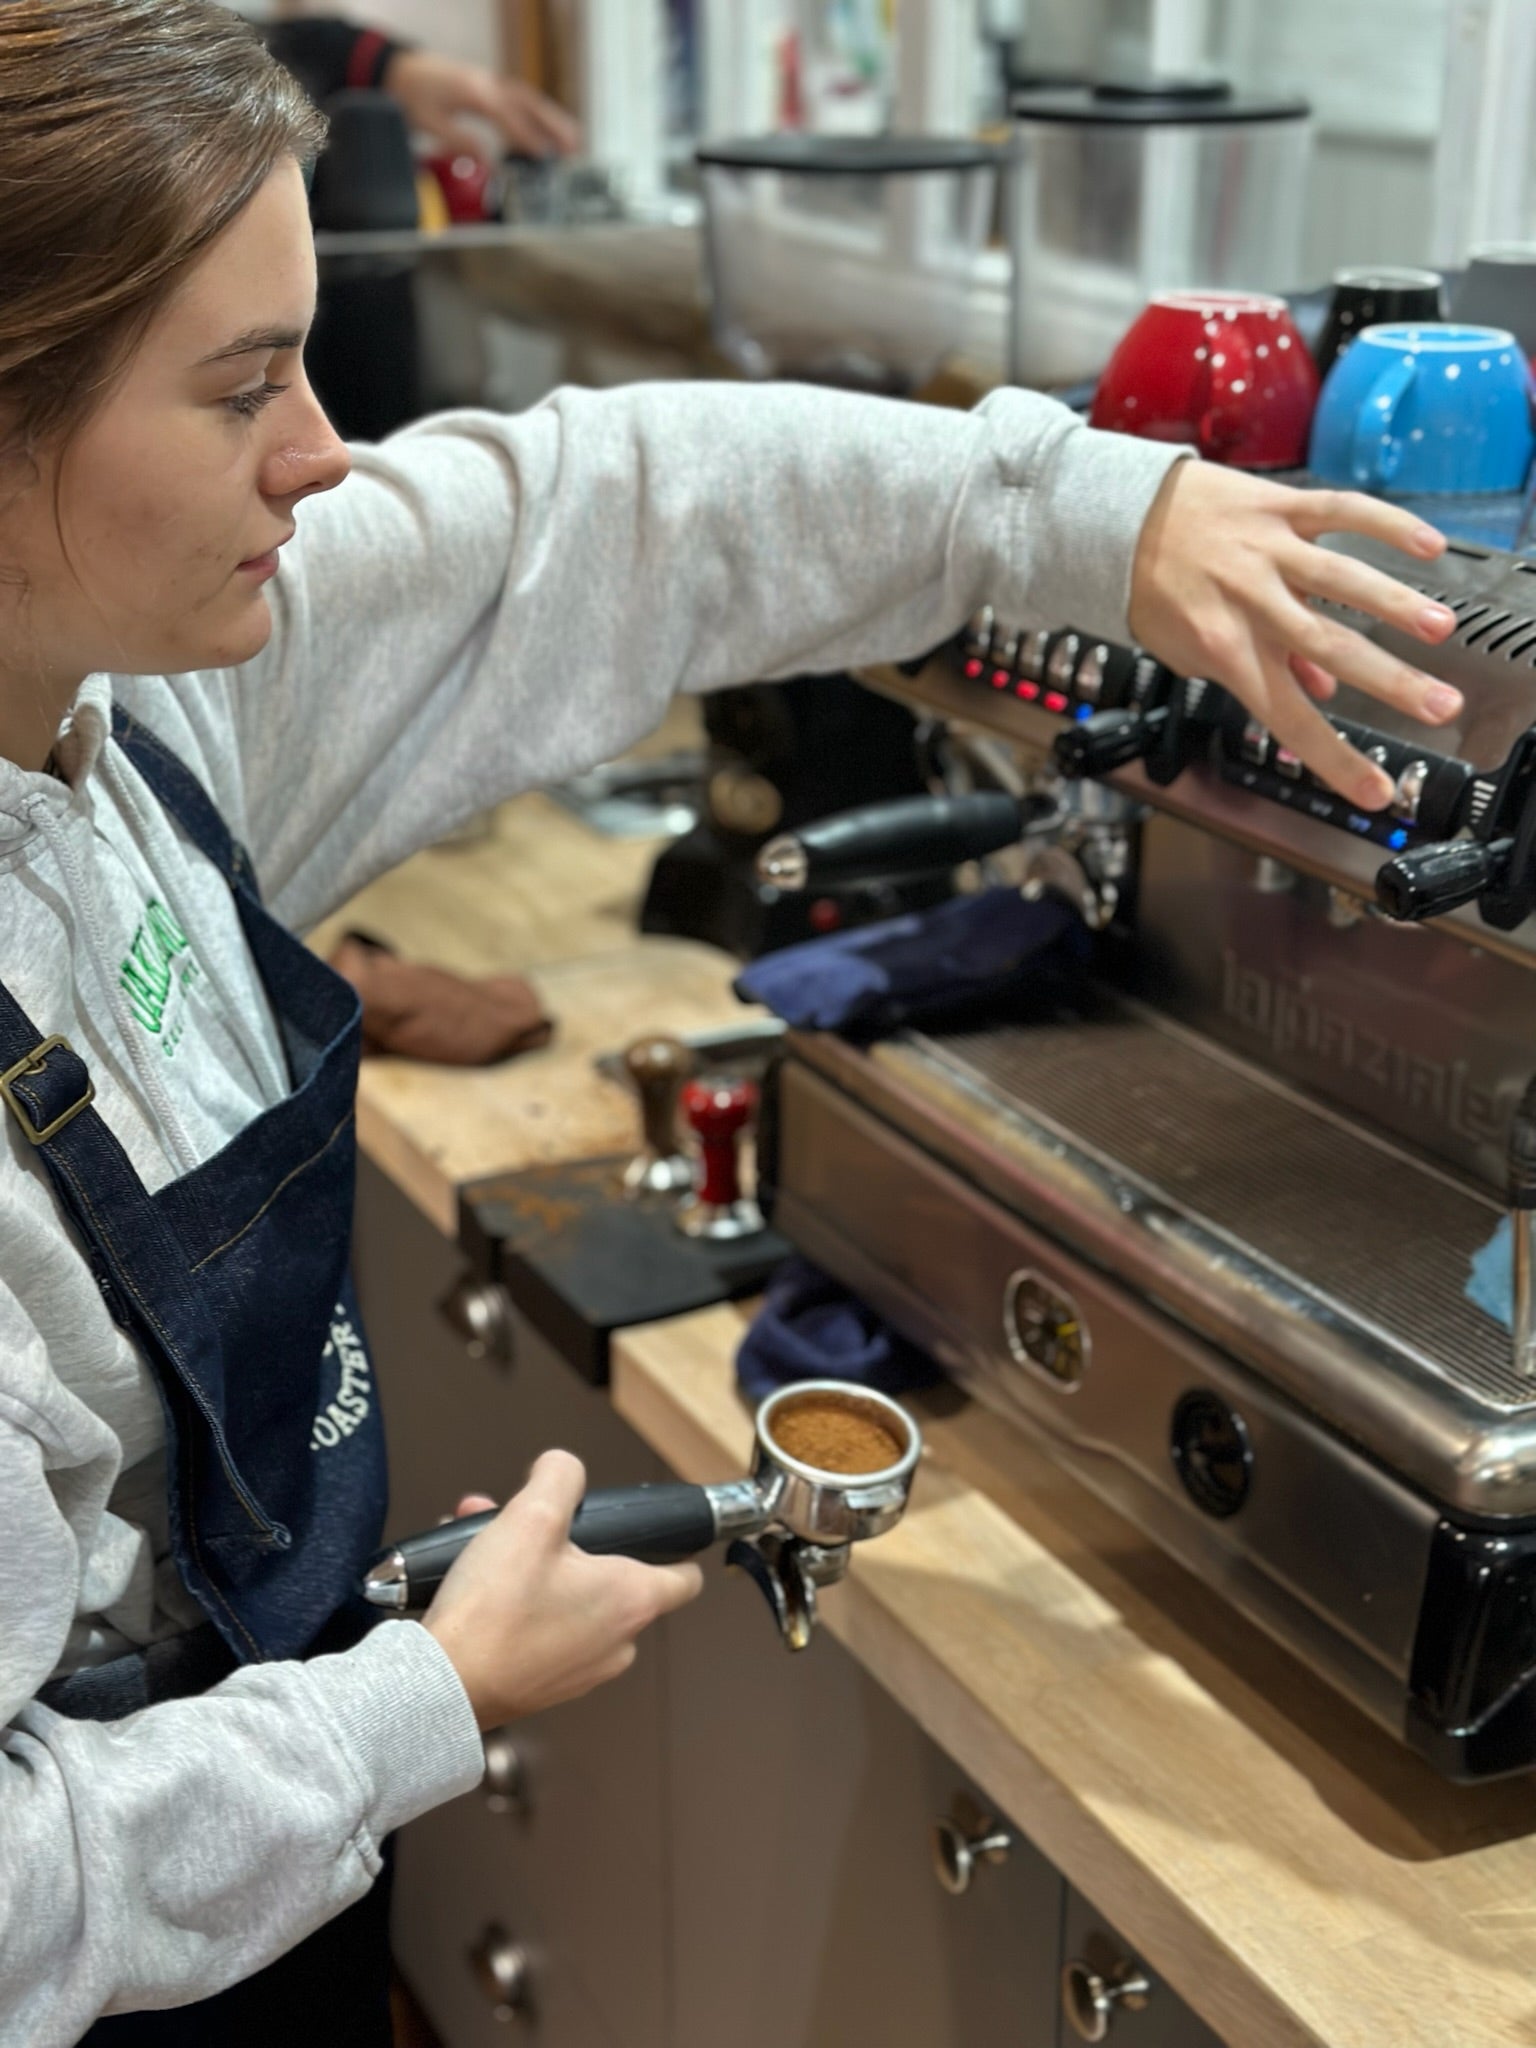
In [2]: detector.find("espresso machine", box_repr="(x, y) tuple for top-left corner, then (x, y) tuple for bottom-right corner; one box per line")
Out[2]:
(753, 528), (1536, 1780)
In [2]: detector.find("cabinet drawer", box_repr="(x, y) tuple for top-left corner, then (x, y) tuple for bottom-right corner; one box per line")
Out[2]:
(667, 1557), (1062, 2048)
(1057, 1888), (1227, 2048)
(393, 1785), (622, 2048)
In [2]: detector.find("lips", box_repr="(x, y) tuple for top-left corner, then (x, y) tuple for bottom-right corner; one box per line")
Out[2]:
(238, 529), (296, 570)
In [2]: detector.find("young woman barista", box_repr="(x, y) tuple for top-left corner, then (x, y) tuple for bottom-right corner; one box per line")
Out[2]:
(0, 2), (1462, 2041)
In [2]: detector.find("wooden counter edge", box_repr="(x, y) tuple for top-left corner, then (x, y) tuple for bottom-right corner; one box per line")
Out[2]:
(609, 1312), (1323, 2048)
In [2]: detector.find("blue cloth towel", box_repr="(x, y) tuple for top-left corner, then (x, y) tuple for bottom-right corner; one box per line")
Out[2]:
(1468, 1216), (1514, 1332)
(734, 886), (1079, 1034)
(736, 1257), (943, 1403)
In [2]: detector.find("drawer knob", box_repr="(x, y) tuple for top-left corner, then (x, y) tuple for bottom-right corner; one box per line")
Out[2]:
(1062, 1958), (1152, 2041)
(931, 1811), (1012, 1895)
(470, 1923), (532, 2022)
(482, 1728), (528, 1816)
(438, 1276), (515, 1365)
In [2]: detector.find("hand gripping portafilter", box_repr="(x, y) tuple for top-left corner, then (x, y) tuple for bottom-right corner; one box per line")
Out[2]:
(361, 1381), (921, 1651)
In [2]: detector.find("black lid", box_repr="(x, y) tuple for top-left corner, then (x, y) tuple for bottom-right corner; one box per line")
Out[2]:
(1011, 76), (1309, 125)
(694, 134), (1004, 176)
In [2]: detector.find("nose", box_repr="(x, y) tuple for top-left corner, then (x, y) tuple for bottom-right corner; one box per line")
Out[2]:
(259, 371), (352, 505)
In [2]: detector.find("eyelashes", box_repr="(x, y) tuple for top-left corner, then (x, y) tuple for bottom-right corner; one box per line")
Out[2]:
(225, 380), (289, 420)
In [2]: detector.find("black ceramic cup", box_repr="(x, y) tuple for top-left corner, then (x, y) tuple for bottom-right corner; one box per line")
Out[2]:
(1315, 266), (1446, 375)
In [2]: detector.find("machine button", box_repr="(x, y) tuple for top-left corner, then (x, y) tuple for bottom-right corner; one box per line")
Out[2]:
(1075, 643), (1110, 705)
(962, 604), (994, 679)
(1018, 626), (1053, 683)
(1004, 1271), (1088, 1387)
(1240, 718), (1270, 767)
(989, 629), (1020, 691)
(1274, 745), (1305, 781)
(1170, 1390), (1253, 1517)
(1394, 757), (1431, 824)
(1046, 632), (1082, 694)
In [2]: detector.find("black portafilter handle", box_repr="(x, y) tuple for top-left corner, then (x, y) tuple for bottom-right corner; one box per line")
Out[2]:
(364, 1483), (720, 1612)
(1374, 837), (1514, 923)
(757, 791), (1041, 892)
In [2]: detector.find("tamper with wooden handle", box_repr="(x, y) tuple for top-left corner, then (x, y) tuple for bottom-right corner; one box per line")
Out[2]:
(676, 1074), (764, 1240)
(622, 1033), (696, 1200)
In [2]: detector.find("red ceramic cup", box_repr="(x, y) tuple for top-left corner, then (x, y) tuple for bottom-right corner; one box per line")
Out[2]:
(424, 150), (495, 224)
(1089, 290), (1319, 469)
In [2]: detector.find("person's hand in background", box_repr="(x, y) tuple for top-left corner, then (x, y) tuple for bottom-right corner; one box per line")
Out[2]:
(383, 45), (580, 162)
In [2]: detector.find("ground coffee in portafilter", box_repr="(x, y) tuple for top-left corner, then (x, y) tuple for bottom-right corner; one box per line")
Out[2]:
(769, 1394), (906, 1475)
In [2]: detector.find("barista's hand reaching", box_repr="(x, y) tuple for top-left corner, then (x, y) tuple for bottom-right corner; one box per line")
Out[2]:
(1128, 461), (1460, 810)
(424, 1452), (703, 1731)
(382, 47), (580, 163)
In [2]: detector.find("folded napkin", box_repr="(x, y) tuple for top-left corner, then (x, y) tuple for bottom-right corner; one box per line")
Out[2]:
(328, 930), (553, 1065)
(736, 1256), (942, 1403)
(1467, 1215), (1514, 1332)
(734, 887), (1080, 1035)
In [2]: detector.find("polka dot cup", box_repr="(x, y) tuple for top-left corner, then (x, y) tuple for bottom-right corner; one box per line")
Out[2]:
(1089, 290), (1319, 469)
(1308, 322), (1535, 496)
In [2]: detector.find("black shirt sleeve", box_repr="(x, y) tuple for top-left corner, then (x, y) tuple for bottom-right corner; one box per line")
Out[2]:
(259, 16), (411, 105)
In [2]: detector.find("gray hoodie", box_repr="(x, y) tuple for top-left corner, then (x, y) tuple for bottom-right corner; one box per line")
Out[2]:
(0, 377), (1182, 2039)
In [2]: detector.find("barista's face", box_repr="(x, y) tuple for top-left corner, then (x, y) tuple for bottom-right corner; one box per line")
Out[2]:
(0, 158), (351, 763)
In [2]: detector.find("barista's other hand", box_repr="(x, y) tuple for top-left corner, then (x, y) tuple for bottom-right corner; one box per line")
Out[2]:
(424, 1453), (702, 1732)
(382, 48), (580, 163)
(1128, 461), (1459, 810)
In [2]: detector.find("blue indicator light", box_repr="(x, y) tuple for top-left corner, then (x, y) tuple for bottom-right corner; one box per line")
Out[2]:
(1346, 813), (1372, 834)
(1074, 704), (1094, 722)
(1387, 827), (1409, 850)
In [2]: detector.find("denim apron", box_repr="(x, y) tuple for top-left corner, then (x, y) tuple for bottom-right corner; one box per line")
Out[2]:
(1, 710), (394, 2045)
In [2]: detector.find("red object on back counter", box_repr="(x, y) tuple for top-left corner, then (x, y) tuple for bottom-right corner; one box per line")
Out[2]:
(1090, 290), (1319, 469)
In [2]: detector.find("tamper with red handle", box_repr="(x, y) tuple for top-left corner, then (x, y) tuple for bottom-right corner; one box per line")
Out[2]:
(676, 1075), (764, 1240)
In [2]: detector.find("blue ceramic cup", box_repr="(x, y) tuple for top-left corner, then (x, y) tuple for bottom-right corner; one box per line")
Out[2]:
(1308, 322), (1535, 495)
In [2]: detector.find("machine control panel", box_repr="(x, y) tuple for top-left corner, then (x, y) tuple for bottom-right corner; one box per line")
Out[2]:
(952, 607), (1536, 931)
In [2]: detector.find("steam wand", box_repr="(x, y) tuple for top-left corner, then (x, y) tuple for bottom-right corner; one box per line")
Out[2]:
(1512, 1078), (1536, 1379)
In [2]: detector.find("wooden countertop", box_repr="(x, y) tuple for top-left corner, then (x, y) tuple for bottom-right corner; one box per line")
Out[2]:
(310, 738), (749, 1236)
(612, 1305), (1536, 2048)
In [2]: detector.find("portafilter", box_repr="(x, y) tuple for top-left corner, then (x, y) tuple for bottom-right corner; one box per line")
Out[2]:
(361, 1380), (921, 1651)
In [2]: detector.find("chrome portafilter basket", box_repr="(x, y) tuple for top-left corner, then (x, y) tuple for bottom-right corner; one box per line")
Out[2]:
(362, 1379), (922, 1652)
(725, 1380), (921, 1649)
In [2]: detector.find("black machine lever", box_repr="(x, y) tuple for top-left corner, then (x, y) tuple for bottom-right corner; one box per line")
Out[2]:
(756, 791), (1052, 892)
(1053, 707), (1169, 779)
(1375, 838), (1513, 922)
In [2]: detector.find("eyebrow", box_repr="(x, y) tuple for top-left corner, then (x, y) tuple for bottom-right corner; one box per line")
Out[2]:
(195, 325), (308, 366)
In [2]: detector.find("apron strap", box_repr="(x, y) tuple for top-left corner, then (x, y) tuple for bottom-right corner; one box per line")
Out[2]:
(110, 705), (259, 900)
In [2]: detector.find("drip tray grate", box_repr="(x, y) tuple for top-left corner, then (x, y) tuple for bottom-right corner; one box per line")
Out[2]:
(890, 1009), (1523, 1410)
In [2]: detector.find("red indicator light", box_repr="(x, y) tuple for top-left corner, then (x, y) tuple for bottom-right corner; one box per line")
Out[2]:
(963, 657), (984, 678)
(809, 898), (842, 934)
(1043, 690), (1069, 714)
(1015, 680), (1040, 701)
(990, 668), (1011, 689)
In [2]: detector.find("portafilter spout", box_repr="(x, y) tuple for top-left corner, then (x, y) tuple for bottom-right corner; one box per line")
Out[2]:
(360, 1379), (922, 1651)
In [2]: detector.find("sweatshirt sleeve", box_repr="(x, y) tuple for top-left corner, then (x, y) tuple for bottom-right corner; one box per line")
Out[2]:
(259, 17), (409, 105)
(0, 1283), (483, 2040)
(220, 380), (1185, 932)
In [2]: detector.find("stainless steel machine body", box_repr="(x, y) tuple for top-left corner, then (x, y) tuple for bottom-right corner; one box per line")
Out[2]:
(760, 530), (1536, 1777)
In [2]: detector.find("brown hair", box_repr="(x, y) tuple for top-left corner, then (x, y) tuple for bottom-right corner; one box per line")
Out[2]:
(0, 0), (327, 471)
